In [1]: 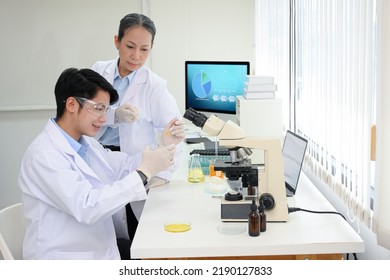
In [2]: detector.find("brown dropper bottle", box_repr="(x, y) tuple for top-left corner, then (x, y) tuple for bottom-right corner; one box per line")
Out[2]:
(248, 198), (260, 236)
(258, 200), (267, 232)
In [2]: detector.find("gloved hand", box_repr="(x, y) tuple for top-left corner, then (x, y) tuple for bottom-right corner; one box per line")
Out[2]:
(161, 118), (186, 146)
(137, 144), (176, 179)
(115, 104), (139, 123)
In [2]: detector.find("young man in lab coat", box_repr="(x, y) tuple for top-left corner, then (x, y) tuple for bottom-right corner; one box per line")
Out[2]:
(18, 68), (176, 260)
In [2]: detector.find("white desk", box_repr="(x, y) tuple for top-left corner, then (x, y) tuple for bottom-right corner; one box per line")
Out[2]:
(131, 143), (364, 260)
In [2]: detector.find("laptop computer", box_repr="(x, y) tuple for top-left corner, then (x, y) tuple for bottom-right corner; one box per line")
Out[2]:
(282, 130), (308, 197)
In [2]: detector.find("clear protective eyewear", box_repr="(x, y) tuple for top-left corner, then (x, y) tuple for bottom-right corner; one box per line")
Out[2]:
(74, 97), (110, 117)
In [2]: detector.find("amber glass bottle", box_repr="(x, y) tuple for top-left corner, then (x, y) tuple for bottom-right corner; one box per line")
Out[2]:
(248, 199), (260, 236)
(259, 200), (267, 232)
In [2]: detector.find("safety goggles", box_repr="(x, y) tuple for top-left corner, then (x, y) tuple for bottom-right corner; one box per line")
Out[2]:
(74, 97), (110, 117)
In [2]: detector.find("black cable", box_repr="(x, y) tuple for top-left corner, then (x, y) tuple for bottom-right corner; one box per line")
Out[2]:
(288, 206), (346, 220)
(288, 207), (358, 260)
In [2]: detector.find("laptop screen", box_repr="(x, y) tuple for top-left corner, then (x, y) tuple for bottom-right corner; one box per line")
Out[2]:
(282, 130), (308, 195)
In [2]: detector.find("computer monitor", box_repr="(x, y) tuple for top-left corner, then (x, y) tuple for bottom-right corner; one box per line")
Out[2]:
(185, 61), (250, 119)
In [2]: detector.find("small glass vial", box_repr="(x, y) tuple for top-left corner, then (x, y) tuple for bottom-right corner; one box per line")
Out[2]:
(258, 200), (267, 232)
(241, 174), (249, 193)
(247, 181), (257, 196)
(209, 160), (217, 177)
(188, 154), (205, 183)
(248, 199), (260, 237)
(209, 161), (224, 178)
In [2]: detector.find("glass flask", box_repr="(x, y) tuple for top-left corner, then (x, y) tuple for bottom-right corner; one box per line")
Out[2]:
(188, 154), (205, 183)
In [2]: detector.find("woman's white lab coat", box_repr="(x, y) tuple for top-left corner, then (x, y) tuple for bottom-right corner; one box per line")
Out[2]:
(92, 60), (184, 181)
(18, 120), (147, 259)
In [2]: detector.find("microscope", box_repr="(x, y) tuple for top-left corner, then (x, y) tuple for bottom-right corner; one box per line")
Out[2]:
(183, 108), (288, 222)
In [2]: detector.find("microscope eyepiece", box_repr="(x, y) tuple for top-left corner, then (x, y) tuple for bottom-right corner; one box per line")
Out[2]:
(183, 108), (208, 128)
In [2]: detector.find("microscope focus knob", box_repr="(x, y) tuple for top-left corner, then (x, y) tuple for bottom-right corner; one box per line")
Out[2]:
(260, 193), (275, 210)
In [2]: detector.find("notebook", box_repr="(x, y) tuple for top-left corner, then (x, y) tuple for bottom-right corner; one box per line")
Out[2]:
(282, 130), (308, 197)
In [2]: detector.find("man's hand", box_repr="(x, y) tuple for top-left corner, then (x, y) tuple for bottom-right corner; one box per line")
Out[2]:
(137, 144), (176, 179)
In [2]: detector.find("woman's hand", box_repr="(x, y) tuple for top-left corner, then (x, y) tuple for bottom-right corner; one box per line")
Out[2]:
(161, 118), (185, 146)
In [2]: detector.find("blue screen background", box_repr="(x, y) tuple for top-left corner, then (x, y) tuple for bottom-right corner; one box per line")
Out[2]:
(186, 63), (248, 114)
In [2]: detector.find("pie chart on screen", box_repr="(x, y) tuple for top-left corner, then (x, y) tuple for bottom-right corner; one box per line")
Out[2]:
(192, 71), (212, 98)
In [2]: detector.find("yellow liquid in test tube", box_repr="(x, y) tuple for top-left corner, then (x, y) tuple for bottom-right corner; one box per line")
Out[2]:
(188, 168), (205, 183)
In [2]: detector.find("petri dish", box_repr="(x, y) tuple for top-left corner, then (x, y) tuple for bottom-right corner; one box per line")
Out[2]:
(204, 176), (228, 195)
(217, 224), (246, 235)
(164, 221), (191, 233)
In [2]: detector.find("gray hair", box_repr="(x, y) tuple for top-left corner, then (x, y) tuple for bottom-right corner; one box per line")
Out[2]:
(118, 13), (156, 45)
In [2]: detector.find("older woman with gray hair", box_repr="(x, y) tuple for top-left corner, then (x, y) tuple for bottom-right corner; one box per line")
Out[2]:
(92, 13), (185, 259)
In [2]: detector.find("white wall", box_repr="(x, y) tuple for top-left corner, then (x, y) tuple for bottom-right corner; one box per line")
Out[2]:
(375, 0), (390, 255)
(148, 0), (256, 114)
(0, 0), (141, 109)
(0, 110), (54, 209)
(0, 0), (144, 209)
(0, 0), (255, 209)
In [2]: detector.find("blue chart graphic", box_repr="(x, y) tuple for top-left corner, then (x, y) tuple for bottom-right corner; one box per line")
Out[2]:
(192, 71), (212, 98)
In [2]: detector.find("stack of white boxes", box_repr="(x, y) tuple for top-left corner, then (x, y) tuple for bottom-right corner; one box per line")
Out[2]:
(243, 75), (277, 100)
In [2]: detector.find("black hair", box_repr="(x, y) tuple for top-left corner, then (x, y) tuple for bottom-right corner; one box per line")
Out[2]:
(118, 13), (156, 45)
(54, 68), (119, 119)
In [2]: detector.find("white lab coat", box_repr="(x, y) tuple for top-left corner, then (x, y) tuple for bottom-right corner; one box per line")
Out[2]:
(18, 120), (147, 260)
(92, 60), (184, 221)
(92, 60), (184, 181)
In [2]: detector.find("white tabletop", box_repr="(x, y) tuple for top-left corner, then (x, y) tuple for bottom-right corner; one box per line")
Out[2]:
(131, 168), (364, 259)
